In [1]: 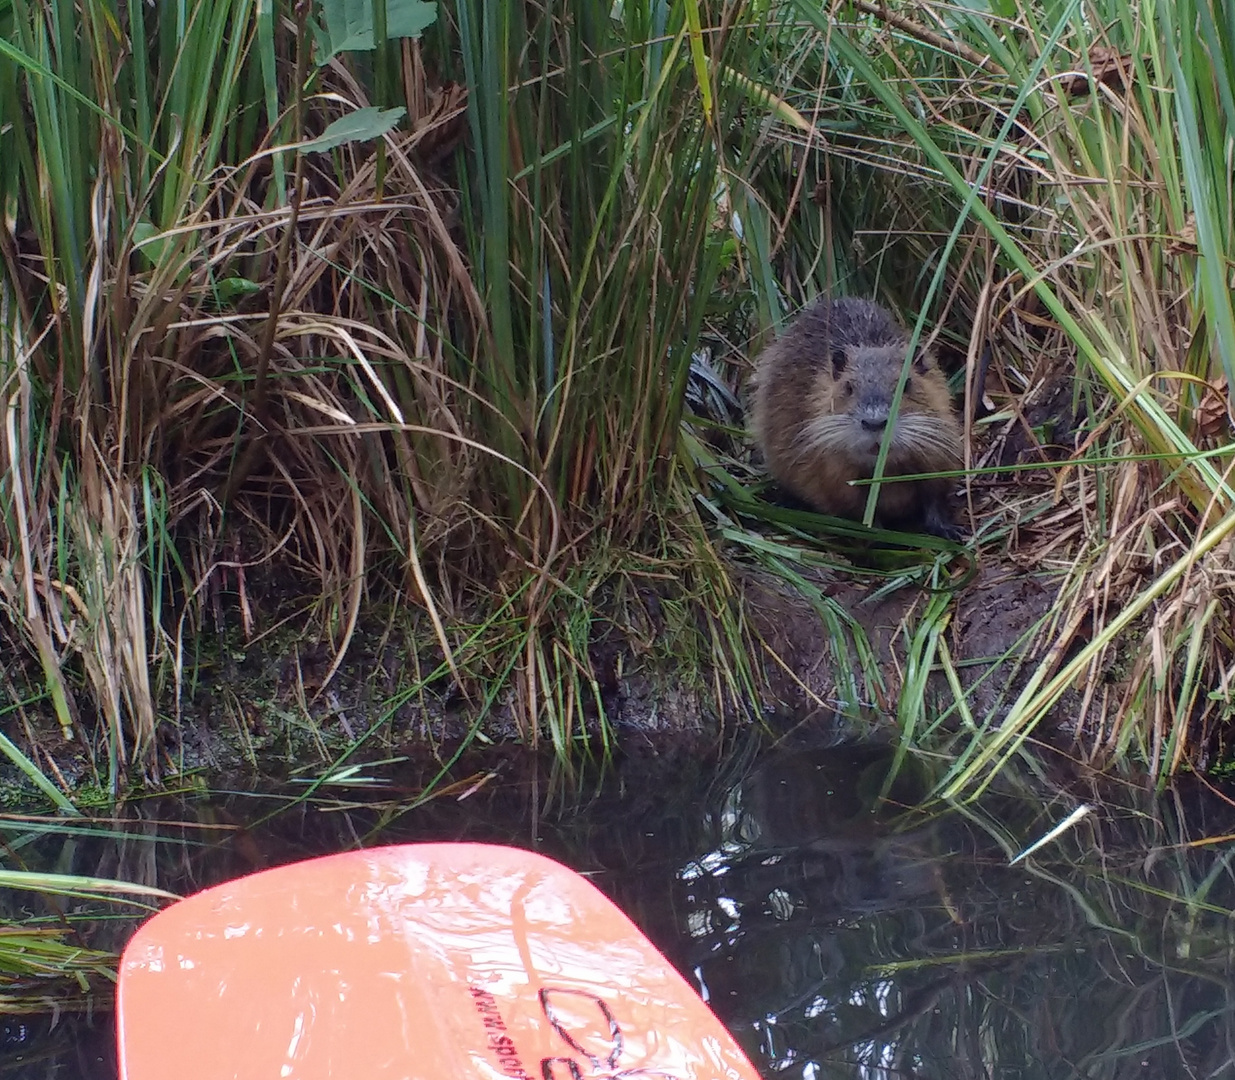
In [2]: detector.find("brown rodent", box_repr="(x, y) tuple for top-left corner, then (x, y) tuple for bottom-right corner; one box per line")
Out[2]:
(750, 296), (964, 539)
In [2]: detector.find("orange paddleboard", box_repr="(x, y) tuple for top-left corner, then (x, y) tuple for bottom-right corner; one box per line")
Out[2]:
(117, 843), (762, 1080)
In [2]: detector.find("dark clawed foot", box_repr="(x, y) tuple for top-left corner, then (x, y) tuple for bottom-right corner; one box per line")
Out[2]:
(922, 504), (967, 543)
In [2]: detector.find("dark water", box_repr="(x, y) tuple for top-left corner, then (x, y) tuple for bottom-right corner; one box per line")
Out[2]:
(2, 733), (1235, 1079)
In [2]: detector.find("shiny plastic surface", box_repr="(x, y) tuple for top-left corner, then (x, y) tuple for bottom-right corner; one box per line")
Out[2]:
(116, 842), (761, 1080)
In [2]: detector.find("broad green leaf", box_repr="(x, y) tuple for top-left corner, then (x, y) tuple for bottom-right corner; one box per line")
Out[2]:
(213, 277), (262, 305)
(132, 220), (169, 269)
(302, 106), (406, 152)
(315, 0), (437, 62)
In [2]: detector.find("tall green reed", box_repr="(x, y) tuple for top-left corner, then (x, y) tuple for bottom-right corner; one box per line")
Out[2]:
(0, 1), (770, 793)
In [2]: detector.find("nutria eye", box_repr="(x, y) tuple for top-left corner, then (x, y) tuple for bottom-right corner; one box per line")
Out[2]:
(831, 349), (848, 376)
(904, 376), (914, 392)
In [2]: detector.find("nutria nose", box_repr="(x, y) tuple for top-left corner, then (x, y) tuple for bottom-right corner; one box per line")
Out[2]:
(860, 417), (887, 432)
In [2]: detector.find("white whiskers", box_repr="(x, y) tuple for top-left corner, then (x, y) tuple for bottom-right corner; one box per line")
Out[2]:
(791, 412), (959, 470)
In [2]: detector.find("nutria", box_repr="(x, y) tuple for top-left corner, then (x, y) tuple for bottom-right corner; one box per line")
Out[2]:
(750, 296), (964, 539)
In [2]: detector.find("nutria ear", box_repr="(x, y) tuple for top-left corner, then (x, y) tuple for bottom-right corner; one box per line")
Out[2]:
(831, 348), (848, 375)
(912, 349), (934, 374)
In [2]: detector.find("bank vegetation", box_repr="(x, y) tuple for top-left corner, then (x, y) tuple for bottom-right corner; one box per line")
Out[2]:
(1, 0), (1232, 802)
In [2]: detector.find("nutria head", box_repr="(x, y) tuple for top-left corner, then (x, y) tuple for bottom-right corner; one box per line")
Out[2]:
(799, 344), (960, 471)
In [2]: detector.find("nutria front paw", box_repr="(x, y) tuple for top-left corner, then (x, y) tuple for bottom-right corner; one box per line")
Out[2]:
(922, 503), (967, 543)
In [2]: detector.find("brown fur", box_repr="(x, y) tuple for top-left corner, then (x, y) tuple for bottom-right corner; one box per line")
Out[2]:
(750, 296), (964, 538)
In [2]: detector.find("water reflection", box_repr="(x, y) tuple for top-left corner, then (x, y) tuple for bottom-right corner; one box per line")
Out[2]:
(1, 736), (1233, 1079)
(684, 746), (1235, 1079)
